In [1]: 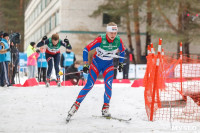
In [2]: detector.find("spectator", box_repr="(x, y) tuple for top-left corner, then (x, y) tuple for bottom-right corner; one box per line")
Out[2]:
(60, 47), (76, 81)
(65, 61), (81, 85)
(0, 33), (11, 86)
(10, 43), (19, 85)
(123, 48), (130, 79)
(27, 42), (39, 79)
(37, 46), (47, 82)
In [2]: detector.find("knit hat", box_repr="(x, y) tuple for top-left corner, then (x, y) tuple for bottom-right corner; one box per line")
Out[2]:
(3, 33), (9, 38)
(30, 42), (36, 46)
(66, 45), (72, 50)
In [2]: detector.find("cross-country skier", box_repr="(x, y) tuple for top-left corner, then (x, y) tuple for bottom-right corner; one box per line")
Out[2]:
(66, 22), (125, 122)
(37, 33), (71, 87)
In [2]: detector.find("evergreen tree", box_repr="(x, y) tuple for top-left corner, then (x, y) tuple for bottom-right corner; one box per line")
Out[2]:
(0, 0), (30, 52)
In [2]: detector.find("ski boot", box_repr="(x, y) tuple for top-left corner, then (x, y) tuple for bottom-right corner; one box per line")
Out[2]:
(66, 101), (80, 123)
(57, 78), (61, 87)
(45, 78), (50, 87)
(102, 103), (111, 117)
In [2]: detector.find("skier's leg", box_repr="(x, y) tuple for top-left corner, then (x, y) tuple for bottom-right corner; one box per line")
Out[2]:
(46, 53), (53, 80)
(102, 64), (114, 116)
(67, 61), (100, 119)
(53, 53), (60, 80)
(42, 68), (47, 82)
(76, 62), (100, 103)
(103, 65), (114, 104)
(38, 68), (41, 82)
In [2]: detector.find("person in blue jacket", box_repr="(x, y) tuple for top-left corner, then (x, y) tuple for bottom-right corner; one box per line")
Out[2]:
(37, 46), (48, 82)
(0, 33), (11, 87)
(60, 47), (76, 81)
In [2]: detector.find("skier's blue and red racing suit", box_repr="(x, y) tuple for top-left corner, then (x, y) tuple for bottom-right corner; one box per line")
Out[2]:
(76, 34), (125, 104)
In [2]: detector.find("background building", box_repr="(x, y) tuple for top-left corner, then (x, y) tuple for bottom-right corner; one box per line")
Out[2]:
(24, 0), (148, 60)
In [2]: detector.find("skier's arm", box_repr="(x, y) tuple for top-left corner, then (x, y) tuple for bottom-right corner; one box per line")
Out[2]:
(118, 38), (125, 63)
(37, 39), (49, 47)
(61, 39), (72, 50)
(83, 36), (102, 63)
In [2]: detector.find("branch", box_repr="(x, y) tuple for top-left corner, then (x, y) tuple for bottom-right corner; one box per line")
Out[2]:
(156, 0), (179, 34)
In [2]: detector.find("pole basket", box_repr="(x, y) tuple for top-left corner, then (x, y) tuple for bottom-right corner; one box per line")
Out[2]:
(144, 50), (200, 123)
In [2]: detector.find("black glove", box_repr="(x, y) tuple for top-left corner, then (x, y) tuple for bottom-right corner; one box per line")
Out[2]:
(118, 63), (123, 72)
(64, 38), (69, 45)
(83, 64), (89, 74)
(6, 48), (10, 52)
(36, 49), (40, 53)
(42, 36), (47, 41)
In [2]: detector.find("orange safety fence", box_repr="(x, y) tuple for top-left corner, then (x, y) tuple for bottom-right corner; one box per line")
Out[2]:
(144, 40), (200, 123)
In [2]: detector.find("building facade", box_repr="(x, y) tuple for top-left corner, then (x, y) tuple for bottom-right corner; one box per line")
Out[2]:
(24, 0), (147, 57)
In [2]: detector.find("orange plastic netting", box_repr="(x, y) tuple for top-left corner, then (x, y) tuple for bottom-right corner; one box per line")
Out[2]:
(144, 51), (200, 122)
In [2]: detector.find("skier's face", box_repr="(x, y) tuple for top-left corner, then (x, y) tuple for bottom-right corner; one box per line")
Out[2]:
(107, 32), (117, 40)
(52, 39), (59, 46)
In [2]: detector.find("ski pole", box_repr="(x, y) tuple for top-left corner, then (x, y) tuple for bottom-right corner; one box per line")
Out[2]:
(59, 71), (83, 76)
(59, 67), (119, 76)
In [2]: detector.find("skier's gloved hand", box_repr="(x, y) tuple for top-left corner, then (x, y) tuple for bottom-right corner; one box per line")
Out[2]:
(64, 38), (69, 45)
(59, 71), (63, 75)
(118, 62), (123, 72)
(83, 64), (89, 74)
(42, 36), (47, 41)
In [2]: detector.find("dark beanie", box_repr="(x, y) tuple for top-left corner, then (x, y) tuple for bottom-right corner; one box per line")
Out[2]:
(66, 45), (72, 50)
(30, 42), (36, 46)
(3, 33), (9, 38)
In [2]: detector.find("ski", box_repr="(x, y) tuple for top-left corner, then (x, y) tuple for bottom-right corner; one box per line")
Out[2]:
(57, 82), (61, 87)
(92, 115), (132, 122)
(45, 82), (50, 87)
(66, 114), (72, 124)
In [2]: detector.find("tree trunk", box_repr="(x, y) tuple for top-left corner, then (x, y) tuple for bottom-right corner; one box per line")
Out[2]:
(177, 2), (183, 57)
(145, 0), (152, 56)
(182, 2), (190, 55)
(133, 0), (141, 63)
(184, 42), (190, 55)
(126, 11), (136, 63)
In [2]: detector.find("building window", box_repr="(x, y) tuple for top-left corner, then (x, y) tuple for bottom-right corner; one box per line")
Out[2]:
(49, 17), (51, 30)
(42, 24), (45, 36)
(55, 10), (59, 26)
(51, 14), (55, 30)
(42, 0), (45, 10)
(46, 20), (50, 33)
(103, 13), (121, 25)
(38, 2), (41, 15)
(46, 0), (51, 6)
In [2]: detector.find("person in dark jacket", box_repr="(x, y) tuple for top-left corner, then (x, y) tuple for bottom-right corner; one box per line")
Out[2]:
(123, 48), (130, 79)
(65, 61), (81, 85)
(10, 43), (19, 84)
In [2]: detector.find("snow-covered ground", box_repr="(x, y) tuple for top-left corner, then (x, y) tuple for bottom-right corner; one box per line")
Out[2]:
(0, 80), (199, 133)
